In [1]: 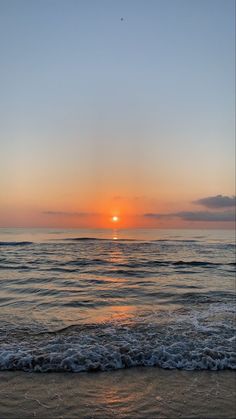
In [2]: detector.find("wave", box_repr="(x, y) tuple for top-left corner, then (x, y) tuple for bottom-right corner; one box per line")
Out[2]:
(64, 259), (235, 269)
(61, 237), (205, 243)
(0, 304), (235, 373)
(63, 238), (199, 243)
(1, 259), (234, 273)
(0, 241), (33, 246)
(0, 332), (234, 372)
(171, 260), (235, 267)
(63, 237), (137, 242)
(123, 260), (235, 268)
(152, 239), (200, 243)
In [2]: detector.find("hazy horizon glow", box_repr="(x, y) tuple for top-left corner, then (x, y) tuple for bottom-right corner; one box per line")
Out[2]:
(0, 0), (235, 229)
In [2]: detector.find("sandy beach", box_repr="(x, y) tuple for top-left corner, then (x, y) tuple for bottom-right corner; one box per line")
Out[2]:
(0, 368), (235, 418)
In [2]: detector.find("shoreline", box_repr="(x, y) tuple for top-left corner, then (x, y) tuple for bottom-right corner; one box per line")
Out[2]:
(0, 368), (235, 418)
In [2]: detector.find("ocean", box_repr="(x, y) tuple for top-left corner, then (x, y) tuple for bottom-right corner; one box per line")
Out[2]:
(0, 228), (235, 373)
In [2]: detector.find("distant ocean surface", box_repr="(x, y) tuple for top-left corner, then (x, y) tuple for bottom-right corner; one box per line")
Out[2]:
(0, 228), (235, 372)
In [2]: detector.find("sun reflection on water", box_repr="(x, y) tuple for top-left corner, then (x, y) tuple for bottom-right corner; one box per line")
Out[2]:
(112, 229), (118, 240)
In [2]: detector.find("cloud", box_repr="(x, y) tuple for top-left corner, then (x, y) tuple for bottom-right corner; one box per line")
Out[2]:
(144, 194), (236, 223)
(144, 210), (235, 222)
(193, 195), (236, 209)
(43, 211), (98, 217)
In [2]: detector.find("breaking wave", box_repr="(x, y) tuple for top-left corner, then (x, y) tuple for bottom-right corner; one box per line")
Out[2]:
(0, 304), (235, 373)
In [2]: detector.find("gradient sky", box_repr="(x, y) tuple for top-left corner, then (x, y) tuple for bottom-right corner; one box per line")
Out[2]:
(0, 0), (235, 228)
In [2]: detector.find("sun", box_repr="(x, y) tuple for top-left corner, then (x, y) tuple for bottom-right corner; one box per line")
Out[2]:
(112, 216), (119, 222)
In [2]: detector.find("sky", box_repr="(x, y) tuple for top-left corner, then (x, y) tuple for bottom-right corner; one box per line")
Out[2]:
(0, 0), (235, 229)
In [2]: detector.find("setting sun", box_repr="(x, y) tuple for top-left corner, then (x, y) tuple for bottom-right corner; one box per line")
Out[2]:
(112, 216), (119, 222)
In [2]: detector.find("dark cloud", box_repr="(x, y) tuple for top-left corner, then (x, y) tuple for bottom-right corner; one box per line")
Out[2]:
(144, 210), (235, 222)
(43, 211), (98, 217)
(193, 195), (236, 209)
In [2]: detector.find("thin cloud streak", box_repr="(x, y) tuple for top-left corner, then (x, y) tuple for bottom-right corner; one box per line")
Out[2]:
(144, 211), (235, 222)
(43, 211), (99, 217)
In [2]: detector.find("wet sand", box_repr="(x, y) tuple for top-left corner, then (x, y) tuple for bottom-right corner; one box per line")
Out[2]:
(0, 368), (235, 418)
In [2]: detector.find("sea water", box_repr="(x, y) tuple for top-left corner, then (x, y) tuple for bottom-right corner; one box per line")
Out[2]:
(0, 228), (235, 372)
